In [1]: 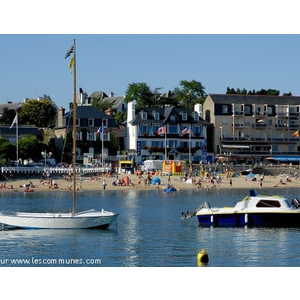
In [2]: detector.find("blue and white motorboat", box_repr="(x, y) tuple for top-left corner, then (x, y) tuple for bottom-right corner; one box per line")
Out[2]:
(182, 189), (300, 227)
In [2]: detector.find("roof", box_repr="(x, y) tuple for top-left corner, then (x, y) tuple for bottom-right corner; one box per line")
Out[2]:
(130, 106), (209, 126)
(0, 102), (22, 115)
(1, 125), (40, 135)
(65, 105), (115, 120)
(88, 91), (108, 100)
(207, 94), (300, 105)
(101, 95), (125, 110)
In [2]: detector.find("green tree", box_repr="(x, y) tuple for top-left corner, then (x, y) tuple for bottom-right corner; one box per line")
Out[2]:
(114, 111), (127, 126)
(91, 98), (113, 112)
(175, 80), (206, 109)
(124, 82), (154, 109)
(226, 87), (281, 96)
(0, 137), (16, 161)
(18, 135), (50, 162)
(283, 91), (292, 96)
(19, 98), (57, 128)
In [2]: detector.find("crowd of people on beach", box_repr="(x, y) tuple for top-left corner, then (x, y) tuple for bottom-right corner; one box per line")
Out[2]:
(2, 165), (300, 193)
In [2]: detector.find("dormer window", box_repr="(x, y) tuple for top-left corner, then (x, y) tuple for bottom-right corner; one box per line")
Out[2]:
(142, 112), (147, 120)
(182, 113), (187, 121)
(194, 114), (199, 121)
(170, 115), (176, 122)
(222, 105), (228, 114)
(154, 112), (159, 120)
(88, 118), (94, 127)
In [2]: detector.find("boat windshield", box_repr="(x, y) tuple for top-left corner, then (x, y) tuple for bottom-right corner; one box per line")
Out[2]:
(256, 200), (281, 208)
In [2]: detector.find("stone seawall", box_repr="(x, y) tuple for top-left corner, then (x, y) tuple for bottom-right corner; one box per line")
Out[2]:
(253, 166), (299, 176)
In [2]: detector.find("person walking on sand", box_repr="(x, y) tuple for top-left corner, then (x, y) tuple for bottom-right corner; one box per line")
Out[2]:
(103, 179), (107, 190)
(229, 178), (232, 188)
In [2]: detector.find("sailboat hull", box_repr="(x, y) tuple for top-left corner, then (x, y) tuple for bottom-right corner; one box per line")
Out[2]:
(0, 209), (118, 229)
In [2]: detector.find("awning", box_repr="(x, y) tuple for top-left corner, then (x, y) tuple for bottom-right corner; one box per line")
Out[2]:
(273, 156), (300, 162)
(221, 145), (250, 149)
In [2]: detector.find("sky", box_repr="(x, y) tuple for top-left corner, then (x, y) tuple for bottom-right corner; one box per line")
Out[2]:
(1, 2), (300, 111)
(1, 34), (300, 110)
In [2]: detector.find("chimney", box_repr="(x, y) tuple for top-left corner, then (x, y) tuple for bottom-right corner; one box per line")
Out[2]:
(109, 91), (114, 97)
(105, 107), (113, 116)
(194, 103), (203, 119)
(58, 106), (65, 127)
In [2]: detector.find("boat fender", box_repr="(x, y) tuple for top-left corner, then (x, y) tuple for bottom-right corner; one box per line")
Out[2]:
(210, 215), (214, 224)
(197, 249), (209, 265)
(292, 198), (300, 208)
(245, 213), (248, 224)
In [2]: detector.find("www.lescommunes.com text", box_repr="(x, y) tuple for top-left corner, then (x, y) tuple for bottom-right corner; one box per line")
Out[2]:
(0, 257), (102, 265)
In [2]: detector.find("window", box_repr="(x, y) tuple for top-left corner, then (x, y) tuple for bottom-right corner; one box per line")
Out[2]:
(76, 118), (80, 126)
(182, 113), (187, 121)
(222, 117), (228, 125)
(140, 125), (148, 135)
(256, 200), (280, 208)
(75, 132), (82, 140)
(154, 113), (160, 120)
(194, 114), (199, 121)
(87, 132), (94, 141)
(193, 126), (202, 135)
(244, 105), (251, 114)
(142, 112), (147, 120)
(151, 141), (164, 147)
(170, 115), (176, 122)
(168, 125), (178, 134)
(102, 119), (108, 128)
(168, 140), (178, 148)
(222, 105), (228, 114)
(88, 118), (94, 127)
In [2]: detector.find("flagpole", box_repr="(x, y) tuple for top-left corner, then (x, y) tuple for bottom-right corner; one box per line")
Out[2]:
(164, 125), (167, 160)
(72, 38), (77, 215)
(16, 112), (18, 166)
(189, 127), (191, 165)
(101, 119), (104, 167)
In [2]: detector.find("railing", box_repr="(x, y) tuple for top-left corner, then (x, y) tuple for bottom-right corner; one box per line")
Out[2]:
(1, 166), (112, 174)
(221, 136), (299, 142)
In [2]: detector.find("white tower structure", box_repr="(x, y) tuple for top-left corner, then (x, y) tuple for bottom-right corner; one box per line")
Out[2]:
(127, 101), (137, 151)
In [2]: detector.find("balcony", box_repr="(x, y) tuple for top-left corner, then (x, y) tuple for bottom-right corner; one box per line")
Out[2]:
(143, 146), (201, 154)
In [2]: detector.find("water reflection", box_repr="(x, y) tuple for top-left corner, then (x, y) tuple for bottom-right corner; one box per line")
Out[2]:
(1, 188), (300, 266)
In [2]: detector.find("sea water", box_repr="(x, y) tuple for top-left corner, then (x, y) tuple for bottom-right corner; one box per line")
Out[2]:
(1, 187), (300, 267)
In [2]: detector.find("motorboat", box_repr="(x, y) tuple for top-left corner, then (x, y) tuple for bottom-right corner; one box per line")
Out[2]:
(182, 189), (300, 227)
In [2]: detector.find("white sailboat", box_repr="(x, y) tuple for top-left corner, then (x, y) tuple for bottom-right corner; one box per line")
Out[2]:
(0, 39), (118, 229)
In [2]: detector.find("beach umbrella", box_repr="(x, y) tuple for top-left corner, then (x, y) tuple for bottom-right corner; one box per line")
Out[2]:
(217, 156), (227, 161)
(246, 173), (255, 178)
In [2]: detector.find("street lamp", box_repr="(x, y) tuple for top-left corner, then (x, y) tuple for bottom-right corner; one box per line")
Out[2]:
(224, 151), (231, 178)
(41, 150), (52, 167)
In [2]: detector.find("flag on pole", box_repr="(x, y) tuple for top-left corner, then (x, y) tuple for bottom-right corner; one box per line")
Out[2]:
(292, 130), (299, 137)
(9, 114), (18, 129)
(182, 127), (191, 135)
(65, 44), (75, 59)
(68, 56), (74, 73)
(156, 125), (166, 135)
(96, 126), (103, 135)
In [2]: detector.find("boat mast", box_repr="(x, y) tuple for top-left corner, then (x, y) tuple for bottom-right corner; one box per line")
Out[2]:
(72, 38), (77, 215)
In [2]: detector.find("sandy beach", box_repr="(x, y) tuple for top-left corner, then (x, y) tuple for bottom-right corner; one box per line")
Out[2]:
(1, 171), (299, 193)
